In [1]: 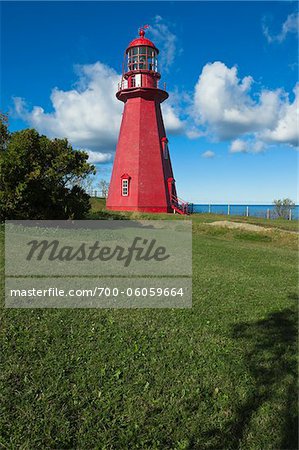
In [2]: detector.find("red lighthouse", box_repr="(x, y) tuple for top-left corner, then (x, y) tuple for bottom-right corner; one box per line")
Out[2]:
(106, 27), (189, 214)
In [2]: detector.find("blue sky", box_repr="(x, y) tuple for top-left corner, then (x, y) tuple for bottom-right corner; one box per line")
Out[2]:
(1, 1), (298, 203)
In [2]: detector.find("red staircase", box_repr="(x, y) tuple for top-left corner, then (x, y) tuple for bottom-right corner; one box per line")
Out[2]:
(170, 194), (190, 215)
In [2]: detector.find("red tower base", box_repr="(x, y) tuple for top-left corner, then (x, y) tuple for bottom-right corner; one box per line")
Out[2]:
(106, 87), (175, 213)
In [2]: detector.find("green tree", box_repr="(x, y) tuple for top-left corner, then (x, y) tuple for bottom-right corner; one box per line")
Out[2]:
(273, 198), (295, 219)
(0, 123), (96, 220)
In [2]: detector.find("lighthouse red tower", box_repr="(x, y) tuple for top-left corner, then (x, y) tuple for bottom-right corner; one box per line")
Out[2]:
(106, 27), (188, 214)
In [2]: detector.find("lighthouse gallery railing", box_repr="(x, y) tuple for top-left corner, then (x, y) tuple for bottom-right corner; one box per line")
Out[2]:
(117, 78), (166, 91)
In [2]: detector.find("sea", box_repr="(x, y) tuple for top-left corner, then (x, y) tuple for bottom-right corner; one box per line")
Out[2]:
(192, 204), (299, 220)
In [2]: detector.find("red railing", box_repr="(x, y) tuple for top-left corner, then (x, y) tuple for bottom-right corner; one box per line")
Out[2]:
(170, 194), (190, 215)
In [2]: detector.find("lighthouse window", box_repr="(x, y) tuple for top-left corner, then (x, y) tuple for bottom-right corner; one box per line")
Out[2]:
(164, 144), (169, 159)
(121, 179), (129, 196)
(148, 57), (153, 71)
(162, 139), (169, 159)
(139, 56), (146, 69)
(164, 143), (169, 159)
(133, 57), (138, 70)
(127, 47), (158, 72)
(130, 76), (136, 87)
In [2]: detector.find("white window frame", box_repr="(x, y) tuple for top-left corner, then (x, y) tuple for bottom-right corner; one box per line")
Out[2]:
(121, 178), (129, 196)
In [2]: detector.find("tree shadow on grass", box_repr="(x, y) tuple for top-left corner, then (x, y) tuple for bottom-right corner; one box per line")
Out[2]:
(202, 294), (298, 450)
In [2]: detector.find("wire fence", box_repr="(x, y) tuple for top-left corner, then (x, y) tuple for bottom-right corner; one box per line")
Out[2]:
(87, 191), (298, 220)
(192, 204), (298, 220)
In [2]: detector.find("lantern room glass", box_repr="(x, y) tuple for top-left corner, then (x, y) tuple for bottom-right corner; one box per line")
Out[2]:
(127, 46), (158, 72)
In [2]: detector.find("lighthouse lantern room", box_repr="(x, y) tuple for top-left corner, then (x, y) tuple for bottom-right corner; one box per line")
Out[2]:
(106, 27), (189, 214)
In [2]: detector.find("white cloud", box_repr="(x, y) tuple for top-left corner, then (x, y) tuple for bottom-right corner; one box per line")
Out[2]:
(148, 16), (178, 72)
(14, 62), (122, 153)
(192, 61), (298, 148)
(263, 12), (298, 43)
(229, 139), (265, 154)
(86, 150), (113, 164)
(252, 141), (266, 153)
(14, 61), (184, 162)
(202, 150), (215, 158)
(161, 103), (184, 134)
(260, 84), (299, 146)
(186, 129), (204, 139)
(13, 55), (298, 163)
(230, 139), (248, 153)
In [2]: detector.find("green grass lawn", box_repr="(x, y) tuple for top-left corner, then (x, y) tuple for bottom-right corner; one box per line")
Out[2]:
(1, 207), (298, 449)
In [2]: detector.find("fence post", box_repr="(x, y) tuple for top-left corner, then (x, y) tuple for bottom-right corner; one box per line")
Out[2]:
(208, 204), (211, 213)
(246, 206), (249, 217)
(289, 209), (292, 221)
(94, 190), (97, 198)
(228, 204), (230, 215)
(267, 209), (270, 219)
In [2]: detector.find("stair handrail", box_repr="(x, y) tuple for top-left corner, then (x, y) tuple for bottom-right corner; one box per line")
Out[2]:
(170, 194), (190, 214)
